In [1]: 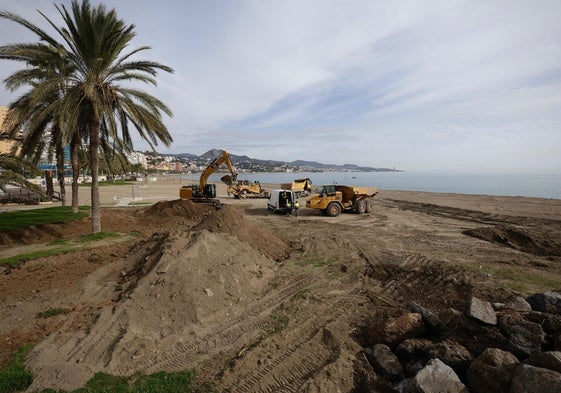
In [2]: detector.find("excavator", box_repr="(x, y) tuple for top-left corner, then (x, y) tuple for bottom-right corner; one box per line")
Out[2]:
(179, 150), (238, 205)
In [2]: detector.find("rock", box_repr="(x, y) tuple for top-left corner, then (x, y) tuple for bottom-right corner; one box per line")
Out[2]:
(395, 338), (433, 361)
(526, 291), (561, 315)
(412, 358), (469, 393)
(368, 344), (405, 382)
(504, 296), (532, 312)
(525, 351), (561, 373)
(393, 378), (415, 393)
(438, 308), (463, 329)
(493, 302), (506, 311)
(499, 313), (545, 359)
(526, 311), (561, 334)
(410, 302), (446, 334)
(466, 348), (519, 393)
(426, 340), (473, 376)
(382, 313), (426, 347)
(466, 297), (497, 325)
(510, 364), (561, 393)
(395, 338), (433, 377)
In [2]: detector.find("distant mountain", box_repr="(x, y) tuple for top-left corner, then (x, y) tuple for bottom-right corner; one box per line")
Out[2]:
(168, 149), (400, 172)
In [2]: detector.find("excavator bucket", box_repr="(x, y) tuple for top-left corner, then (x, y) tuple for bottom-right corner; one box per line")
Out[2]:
(221, 175), (234, 185)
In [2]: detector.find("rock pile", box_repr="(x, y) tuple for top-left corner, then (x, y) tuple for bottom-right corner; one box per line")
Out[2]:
(361, 291), (561, 392)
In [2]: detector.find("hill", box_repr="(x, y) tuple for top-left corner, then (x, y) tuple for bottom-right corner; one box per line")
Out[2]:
(170, 149), (400, 172)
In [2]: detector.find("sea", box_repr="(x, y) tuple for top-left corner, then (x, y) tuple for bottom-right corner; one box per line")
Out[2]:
(195, 171), (561, 200)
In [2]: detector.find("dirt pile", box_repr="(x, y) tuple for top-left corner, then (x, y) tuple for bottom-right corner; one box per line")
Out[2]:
(192, 204), (290, 261)
(139, 199), (213, 221)
(463, 225), (561, 257)
(24, 203), (287, 392)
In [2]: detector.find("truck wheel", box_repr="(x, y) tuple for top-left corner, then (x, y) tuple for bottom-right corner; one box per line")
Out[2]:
(240, 189), (248, 199)
(355, 199), (366, 214)
(326, 202), (341, 217)
(365, 198), (375, 213)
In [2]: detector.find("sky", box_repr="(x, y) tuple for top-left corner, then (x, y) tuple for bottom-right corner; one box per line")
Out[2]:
(0, 0), (560, 172)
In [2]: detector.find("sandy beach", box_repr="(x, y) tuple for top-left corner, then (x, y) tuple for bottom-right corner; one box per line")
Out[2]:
(1, 179), (561, 391)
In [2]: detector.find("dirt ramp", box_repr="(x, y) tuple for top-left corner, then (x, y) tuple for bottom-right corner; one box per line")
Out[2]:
(192, 205), (290, 261)
(25, 224), (280, 391)
(463, 225), (561, 257)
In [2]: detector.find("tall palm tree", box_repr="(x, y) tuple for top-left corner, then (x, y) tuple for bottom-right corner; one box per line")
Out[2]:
(1, 0), (174, 233)
(1, 43), (73, 206)
(0, 152), (40, 193)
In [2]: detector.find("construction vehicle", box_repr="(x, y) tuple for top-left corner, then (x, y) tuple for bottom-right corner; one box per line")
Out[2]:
(227, 179), (270, 199)
(280, 178), (313, 198)
(268, 189), (295, 214)
(179, 150), (237, 205)
(305, 184), (378, 217)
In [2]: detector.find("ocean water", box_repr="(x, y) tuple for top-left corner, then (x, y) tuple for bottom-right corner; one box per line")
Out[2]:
(200, 171), (561, 200)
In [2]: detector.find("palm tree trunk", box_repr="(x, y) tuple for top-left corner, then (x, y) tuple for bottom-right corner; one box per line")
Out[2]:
(71, 133), (80, 213)
(89, 116), (101, 233)
(56, 145), (66, 206)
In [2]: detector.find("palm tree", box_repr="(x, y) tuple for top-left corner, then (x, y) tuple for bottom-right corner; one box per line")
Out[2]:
(0, 152), (40, 193)
(1, 43), (73, 206)
(1, 0), (173, 233)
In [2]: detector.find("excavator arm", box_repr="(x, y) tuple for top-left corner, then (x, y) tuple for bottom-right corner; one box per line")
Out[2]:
(180, 149), (238, 201)
(198, 150), (238, 190)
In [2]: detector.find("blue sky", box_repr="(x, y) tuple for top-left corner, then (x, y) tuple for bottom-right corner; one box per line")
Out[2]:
(1, 0), (560, 172)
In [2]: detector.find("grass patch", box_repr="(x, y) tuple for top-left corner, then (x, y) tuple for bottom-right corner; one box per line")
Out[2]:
(77, 232), (120, 243)
(295, 256), (335, 268)
(293, 288), (312, 300)
(129, 231), (143, 237)
(36, 370), (213, 393)
(37, 308), (69, 319)
(0, 232), (122, 268)
(47, 239), (71, 246)
(0, 206), (89, 231)
(499, 268), (561, 295)
(0, 248), (75, 268)
(267, 313), (289, 334)
(458, 262), (561, 296)
(0, 344), (34, 393)
(78, 180), (131, 187)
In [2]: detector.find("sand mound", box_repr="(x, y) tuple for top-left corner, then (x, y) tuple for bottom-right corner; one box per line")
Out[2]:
(25, 207), (285, 391)
(463, 225), (561, 257)
(192, 205), (290, 261)
(139, 199), (213, 221)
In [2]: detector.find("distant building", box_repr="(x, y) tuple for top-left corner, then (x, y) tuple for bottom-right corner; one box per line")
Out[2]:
(126, 151), (148, 169)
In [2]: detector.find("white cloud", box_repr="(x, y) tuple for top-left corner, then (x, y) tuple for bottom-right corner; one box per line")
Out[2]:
(1, 0), (560, 171)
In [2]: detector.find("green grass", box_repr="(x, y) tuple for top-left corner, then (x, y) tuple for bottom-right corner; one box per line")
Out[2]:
(77, 232), (120, 243)
(0, 206), (89, 231)
(37, 308), (69, 319)
(0, 232), (122, 268)
(500, 268), (561, 295)
(78, 180), (131, 187)
(37, 370), (213, 393)
(295, 256), (335, 268)
(0, 249), (76, 268)
(459, 262), (561, 295)
(267, 313), (289, 334)
(0, 344), (34, 393)
(293, 288), (312, 300)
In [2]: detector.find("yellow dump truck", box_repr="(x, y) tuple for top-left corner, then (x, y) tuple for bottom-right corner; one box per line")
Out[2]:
(305, 184), (378, 217)
(280, 178), (313, 198)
